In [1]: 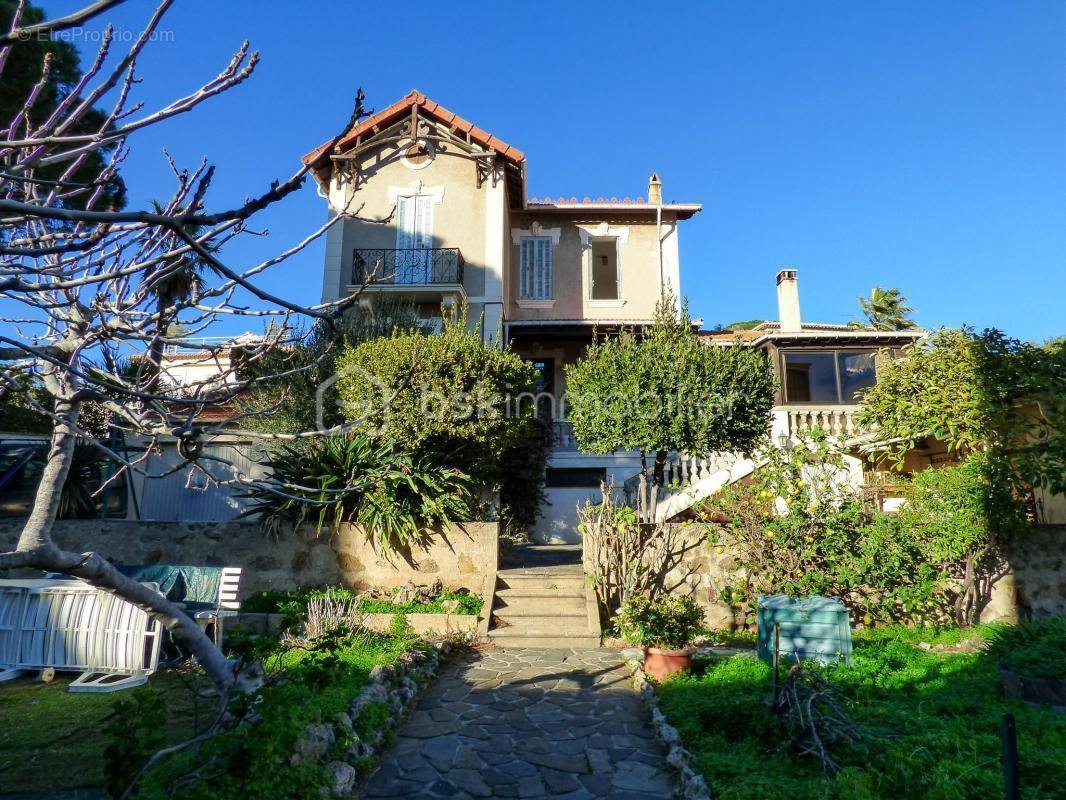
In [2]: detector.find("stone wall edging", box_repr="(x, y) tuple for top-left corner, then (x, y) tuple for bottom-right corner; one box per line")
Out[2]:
(624, 656), (712, 800)
(0, 519), (500, 598)
(293, 639), (461, 798)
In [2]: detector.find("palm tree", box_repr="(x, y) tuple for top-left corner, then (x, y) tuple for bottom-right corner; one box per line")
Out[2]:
(859, 286), (916, 331)
(140, 200), (215, 389)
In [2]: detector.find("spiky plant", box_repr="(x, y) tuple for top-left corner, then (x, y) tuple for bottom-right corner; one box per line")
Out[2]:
(859, 286), (917, 331)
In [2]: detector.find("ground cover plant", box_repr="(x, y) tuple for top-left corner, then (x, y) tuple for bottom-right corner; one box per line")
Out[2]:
(0, 669), (210, 796)
(657, 625), (1066, 800)
(985, 615), (1066, 680)
(243, 586), (483, 617)
(128, 626), (421, 800)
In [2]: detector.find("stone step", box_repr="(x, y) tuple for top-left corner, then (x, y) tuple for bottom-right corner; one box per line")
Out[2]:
(487, 628), (601, 649)
(489, 616), (591, 635)
(494, 586), (584, 600)
(492, 608), (588, 627)
(493, 593), (586, 614)
(496, 573), (586, 592)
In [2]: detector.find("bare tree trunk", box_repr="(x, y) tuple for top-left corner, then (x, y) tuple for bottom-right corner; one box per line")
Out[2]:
(4, 400), (238, 692)
(955, 552), (976, 626)
(16, 399), (78, 551)
(653, 449), (668, 490)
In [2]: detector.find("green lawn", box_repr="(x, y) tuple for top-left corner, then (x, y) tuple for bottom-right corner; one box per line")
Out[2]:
(0, 633), (415, 799)
(658, 626), (1066, 800)
(0, 668), (212, 796)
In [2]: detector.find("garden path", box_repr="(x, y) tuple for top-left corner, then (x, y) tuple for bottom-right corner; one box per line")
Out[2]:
(362, 648), (676, 799)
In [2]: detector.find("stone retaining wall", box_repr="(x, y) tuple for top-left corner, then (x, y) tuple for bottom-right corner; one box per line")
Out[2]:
(653, 523), (1066, 628)
(0, 519), (498, 598)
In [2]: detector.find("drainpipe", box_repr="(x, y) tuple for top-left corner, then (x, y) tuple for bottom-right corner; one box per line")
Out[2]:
(649, 173), (664, 293)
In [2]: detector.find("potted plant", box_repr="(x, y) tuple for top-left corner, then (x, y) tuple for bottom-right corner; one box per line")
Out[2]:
(617, 594), (706, 680)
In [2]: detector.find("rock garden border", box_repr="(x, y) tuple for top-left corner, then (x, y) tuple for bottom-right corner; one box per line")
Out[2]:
(294, 639), (460, 798)
(625, 653), (713, 800)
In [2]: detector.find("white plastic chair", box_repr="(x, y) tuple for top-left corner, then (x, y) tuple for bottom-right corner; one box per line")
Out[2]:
(191, 566), (241, 646)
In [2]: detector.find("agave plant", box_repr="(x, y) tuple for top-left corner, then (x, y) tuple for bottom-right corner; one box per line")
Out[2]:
(241, 434), (475, 551)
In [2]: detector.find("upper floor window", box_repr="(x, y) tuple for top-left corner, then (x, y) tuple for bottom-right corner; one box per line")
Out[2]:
(783, 350), (877, 404)
(519, 236), (553, 300)
(396, 194), (434, 251)
(590, 239), (619, 300)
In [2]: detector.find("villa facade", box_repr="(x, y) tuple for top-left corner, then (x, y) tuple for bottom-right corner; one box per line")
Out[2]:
(303, 90), (1002, 538)
(303, 90), (702, 542)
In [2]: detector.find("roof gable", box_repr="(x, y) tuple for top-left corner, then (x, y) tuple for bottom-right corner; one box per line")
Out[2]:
(302, 90), (525, 168)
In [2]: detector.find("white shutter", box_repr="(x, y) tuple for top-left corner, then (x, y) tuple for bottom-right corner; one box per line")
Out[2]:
(395, 196), (413, 250)
(538, 238), (552, 299)
(414, 196), (433, 249)
(520, 239), (533, 299)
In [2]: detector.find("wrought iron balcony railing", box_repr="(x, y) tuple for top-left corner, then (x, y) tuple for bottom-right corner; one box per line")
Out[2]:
(352, 248), (464, 287)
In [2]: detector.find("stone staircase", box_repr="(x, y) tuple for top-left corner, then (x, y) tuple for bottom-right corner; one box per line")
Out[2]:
(486, 545), (601, 649)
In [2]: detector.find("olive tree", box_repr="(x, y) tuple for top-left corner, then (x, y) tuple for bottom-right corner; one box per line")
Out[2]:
(565, 295), (776, 488)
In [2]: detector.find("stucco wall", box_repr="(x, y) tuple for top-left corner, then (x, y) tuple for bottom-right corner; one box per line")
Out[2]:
(644, 523), (1066, 629)
(506, 212), (674, 323)
(324, 142), (499, 301)
(0, 520), (498, 597)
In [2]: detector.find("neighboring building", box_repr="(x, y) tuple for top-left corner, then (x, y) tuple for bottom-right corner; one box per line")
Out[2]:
(303, 90), (702, 542)
(700, 270), (924, 448)
(137, 333), (266, 394)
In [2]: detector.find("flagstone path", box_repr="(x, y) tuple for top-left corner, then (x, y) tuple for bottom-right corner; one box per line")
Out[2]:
(362, 648), (677, 799)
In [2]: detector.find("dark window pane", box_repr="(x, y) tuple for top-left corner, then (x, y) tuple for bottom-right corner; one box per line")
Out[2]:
(783, 353), (838, 403)
(838, 351), (877, 403)
(545, 467), (606, 488)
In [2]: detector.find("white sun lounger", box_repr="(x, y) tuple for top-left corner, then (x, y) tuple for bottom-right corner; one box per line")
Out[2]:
(0, 579), (162, 692)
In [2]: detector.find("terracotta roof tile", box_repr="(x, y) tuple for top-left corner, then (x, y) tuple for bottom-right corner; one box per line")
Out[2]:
(524, 197), (702, 216)
(302, 89), (525, 168)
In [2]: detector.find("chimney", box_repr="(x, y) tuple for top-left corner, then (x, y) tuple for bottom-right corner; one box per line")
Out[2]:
(647, 173), (662, 206)
(776, 269), (802, 332)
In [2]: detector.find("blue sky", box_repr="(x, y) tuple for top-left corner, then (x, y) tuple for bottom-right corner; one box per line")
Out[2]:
(38, 0), (1066, 341)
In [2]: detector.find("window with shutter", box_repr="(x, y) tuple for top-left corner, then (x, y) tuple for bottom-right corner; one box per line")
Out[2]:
(519, 236), (553, 300)
(395, 194), (434, 283)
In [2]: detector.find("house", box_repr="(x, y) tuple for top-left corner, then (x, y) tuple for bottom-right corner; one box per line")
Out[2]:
(700, 270), (924, 448)
(303, 90), (702, 542)
(629, 270), (927, 520)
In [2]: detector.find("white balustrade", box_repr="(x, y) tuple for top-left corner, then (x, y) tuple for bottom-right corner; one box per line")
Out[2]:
(782, 405), (862, 439)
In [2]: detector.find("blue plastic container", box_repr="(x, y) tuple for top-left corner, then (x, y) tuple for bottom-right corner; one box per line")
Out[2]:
(756, 595), (852, 666)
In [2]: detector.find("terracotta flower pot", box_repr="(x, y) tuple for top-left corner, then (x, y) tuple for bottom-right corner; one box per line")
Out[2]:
(643, 646), (691, 681)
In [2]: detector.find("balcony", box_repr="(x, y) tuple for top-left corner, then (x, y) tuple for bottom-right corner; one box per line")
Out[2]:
(351, 248), (464, 288)
(778, 405), (862, 440)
